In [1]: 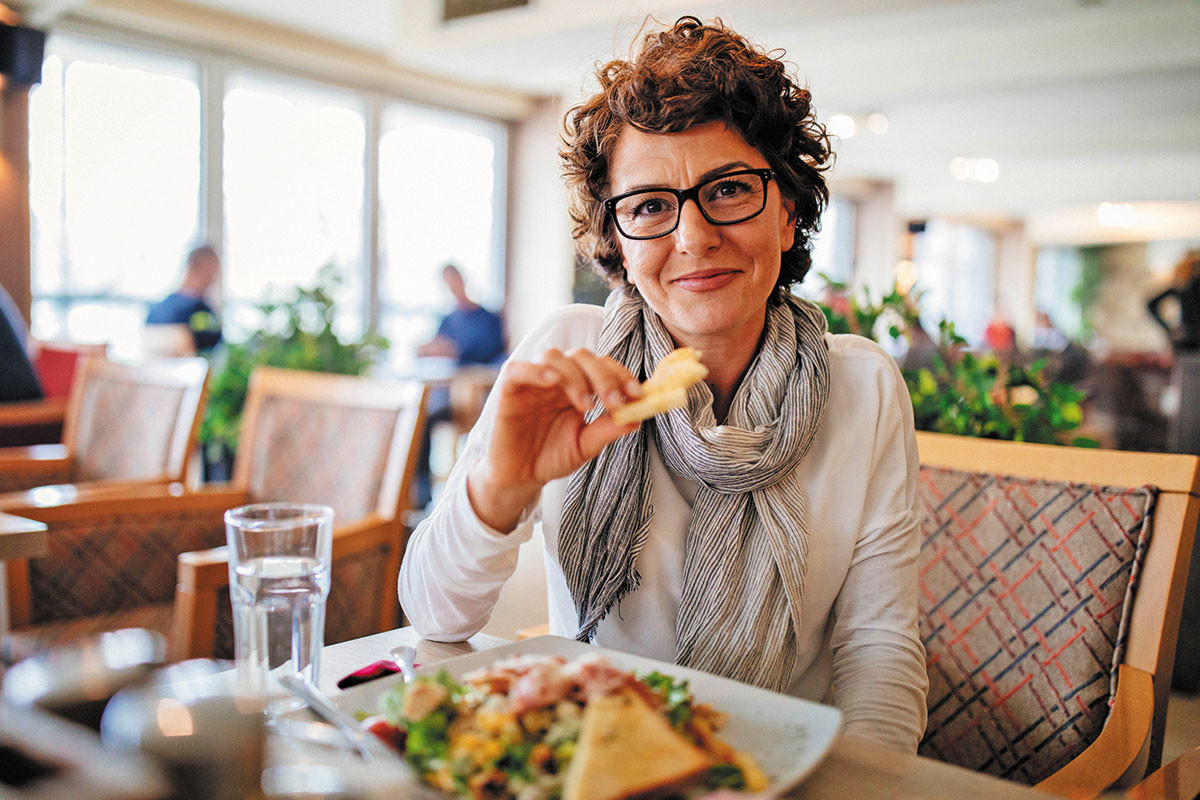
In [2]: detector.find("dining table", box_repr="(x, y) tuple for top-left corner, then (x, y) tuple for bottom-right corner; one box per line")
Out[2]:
(319, 626), (1055, 800)
(0, 511), (48, 635)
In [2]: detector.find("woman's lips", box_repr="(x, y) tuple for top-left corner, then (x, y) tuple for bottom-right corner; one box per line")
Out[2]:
(672, 270), (741, 291)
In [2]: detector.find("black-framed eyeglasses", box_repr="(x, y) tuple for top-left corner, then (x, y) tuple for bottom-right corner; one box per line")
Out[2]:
(603, 168), (775, 240)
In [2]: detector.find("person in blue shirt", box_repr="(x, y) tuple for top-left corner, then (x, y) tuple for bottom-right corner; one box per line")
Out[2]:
(417, 264), (505, 365)
(147, 245), (223, 352)
(414, 264), (507, 508)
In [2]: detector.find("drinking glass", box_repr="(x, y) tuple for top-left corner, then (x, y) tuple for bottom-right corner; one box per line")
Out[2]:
(225, 502), (333, 707)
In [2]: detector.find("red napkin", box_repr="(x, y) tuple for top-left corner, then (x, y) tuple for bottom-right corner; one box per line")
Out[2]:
(336, 659), (421, 690)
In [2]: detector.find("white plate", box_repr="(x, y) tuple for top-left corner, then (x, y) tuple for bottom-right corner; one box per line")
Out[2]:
(334, 635), (841, 798)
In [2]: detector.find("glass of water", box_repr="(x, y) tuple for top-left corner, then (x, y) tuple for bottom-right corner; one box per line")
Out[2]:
(225, 503), (333, 708)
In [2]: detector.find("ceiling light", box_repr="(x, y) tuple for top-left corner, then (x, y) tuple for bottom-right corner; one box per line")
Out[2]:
(827, 114), (856, 139)
(950, 157), (1000, 183)
(1096, 202), (1138, 228)
(867, 113), (889, 135)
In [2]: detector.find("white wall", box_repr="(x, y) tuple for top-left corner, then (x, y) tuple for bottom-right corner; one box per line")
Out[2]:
(505, 96), (576, 345)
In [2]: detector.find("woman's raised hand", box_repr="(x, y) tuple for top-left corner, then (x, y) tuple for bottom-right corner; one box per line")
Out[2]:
(466, 347), (642, 532)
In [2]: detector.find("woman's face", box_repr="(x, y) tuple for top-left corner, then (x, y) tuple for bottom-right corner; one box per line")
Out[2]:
(608, 121), (795, 349)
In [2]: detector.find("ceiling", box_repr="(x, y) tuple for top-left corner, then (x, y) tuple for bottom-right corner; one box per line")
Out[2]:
(17, 0), (1200, 232)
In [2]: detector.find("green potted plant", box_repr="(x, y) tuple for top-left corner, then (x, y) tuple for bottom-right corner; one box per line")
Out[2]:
(200, 268), (388, 480)
(815, 278), (1095, 447)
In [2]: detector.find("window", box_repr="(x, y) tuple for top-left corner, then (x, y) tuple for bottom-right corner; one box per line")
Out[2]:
(377, 103), (506, 368)
(222, 71), (366, 338)
(809, 196), (856, 286)
(27, 30), (510, 365)
(28, 35), (201, 356)
(912, 221), (996, 345)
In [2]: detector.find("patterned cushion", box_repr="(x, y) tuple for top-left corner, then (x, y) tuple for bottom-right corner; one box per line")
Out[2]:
(212, 542), (393, 661)
(244, 396), (397, 524)
(918, 466), (1155, 784)
(72, 376), (185, 482)
(28, 507), (226, 625)
(2, 602), (174, 665)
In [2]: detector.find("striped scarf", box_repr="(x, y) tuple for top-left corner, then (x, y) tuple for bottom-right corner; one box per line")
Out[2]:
(558, 288), (830, 692)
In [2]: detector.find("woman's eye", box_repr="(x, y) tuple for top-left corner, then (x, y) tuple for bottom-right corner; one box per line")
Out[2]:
(630, 197), (672, 218)
(707, 179), (752, 200)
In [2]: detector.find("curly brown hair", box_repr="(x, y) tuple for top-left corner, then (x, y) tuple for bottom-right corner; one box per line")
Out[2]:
(561, 16), (831, 296)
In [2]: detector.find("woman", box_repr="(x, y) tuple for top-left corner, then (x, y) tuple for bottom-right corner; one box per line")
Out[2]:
(399, 16), (927, 752)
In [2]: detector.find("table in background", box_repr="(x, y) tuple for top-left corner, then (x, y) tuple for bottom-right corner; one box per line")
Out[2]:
(0, 512), (47, 634)
(320, 627), (1053, 800)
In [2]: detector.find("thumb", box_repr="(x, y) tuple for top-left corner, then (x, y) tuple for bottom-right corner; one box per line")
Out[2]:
(578, 414), (639, 462)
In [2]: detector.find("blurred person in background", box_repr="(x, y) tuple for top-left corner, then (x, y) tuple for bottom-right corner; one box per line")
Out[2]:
(147, 244), (223, 353)
(416, 264), (506, 366)
(0, 283), (42, 404)
(400, 17), (927, 752)
(1148, 250), (1200, 351)
(413, 263), (507, 508)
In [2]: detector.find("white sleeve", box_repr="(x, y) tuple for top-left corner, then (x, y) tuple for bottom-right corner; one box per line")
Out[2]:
(396, 396), (539, 641)
(397, 305), (602, 641)
(828, 352), (929, 752)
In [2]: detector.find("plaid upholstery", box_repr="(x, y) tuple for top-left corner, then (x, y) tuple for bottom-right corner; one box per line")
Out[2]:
(2, 603), (174, 664)
(244, 397), (397, 524)
(918, 466), (1155, 784)
(27, 507), (226, 625)
(72, 376), (186, 482)
(211, 541), (393, 660)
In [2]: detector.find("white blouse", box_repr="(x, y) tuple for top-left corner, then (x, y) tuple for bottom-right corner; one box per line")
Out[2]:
(399, 303), (928, 752)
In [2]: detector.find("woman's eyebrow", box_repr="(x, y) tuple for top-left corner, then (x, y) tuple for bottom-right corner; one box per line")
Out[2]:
(616, 161), (755, 195)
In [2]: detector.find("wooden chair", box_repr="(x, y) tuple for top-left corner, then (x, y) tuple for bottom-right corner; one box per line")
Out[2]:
(0, 367), (425, 664)
(1123, 744), (1200, 799)
(172, 367), (427, 660)
(0, 356), (209, 495)
(915, 431), (1200, 798)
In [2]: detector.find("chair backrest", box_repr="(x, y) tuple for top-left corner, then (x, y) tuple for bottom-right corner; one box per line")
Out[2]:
(202, 367), (427, 658)
(32, 341), (108, 400)
(915, 431), (1200, 784)
(63, 357), (209, 484)
(233, 367), (426, 526)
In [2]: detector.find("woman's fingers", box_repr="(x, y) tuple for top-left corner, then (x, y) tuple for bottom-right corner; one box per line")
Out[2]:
(567, 348), (642, 411)
(579, 413), (640, 461)
(541, 349), (594, 412)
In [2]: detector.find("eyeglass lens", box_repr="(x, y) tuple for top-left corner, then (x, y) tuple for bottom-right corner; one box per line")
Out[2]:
(611, 171), (769, 239)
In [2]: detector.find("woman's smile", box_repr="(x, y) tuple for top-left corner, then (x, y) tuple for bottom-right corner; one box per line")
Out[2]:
(671, 268), (743, 292)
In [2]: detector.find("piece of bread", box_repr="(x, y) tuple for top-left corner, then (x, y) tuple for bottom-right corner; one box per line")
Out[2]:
(561, 689), (713, 800)
(612, 347), (709, 426)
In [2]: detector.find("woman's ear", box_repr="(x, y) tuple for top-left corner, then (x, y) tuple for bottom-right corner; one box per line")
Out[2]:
(780, 196), (797, 251)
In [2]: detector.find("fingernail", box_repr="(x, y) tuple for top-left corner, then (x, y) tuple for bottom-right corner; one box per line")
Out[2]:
(542, 368), (557, 382)
(606, 390), (624, 407)
(625, 380), (642, 397)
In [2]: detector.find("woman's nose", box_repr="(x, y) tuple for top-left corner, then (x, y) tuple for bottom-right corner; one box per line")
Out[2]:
(673, 198), (720, 254)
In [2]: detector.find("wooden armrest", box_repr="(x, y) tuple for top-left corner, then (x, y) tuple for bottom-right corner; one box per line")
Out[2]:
(176, 514), (398, 588)
(332, 514), (398, 557)
(0, 444), (72, 482)
(0, 444), (70, 464)
(1, 484), (248, 522)
(1036, 663), (1155, 798)
(0, 398), (67, 428)
(1126, 743), (1200, 799)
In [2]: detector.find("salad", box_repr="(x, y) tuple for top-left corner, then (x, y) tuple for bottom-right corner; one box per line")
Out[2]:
(361, 653), (767, 800)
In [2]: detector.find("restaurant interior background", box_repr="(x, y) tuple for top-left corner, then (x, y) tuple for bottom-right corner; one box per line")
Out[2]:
(1, 0), (1200, 756)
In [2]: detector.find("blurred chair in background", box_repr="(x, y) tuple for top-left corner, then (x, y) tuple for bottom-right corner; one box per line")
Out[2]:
(0, 367), (424, 664)
(0, 357), (209, 496)
(916, 431), (1199, 797)
(171, 367), (426, 659)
